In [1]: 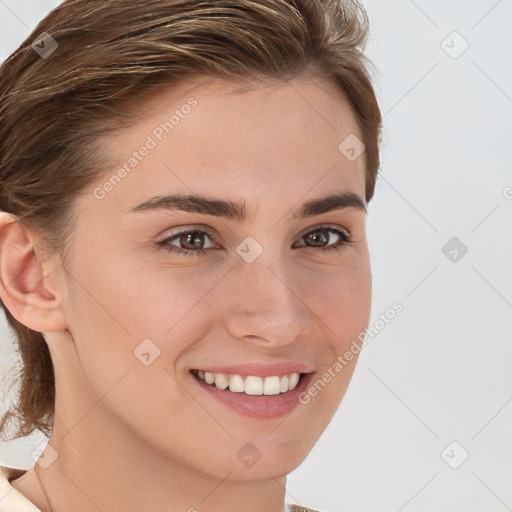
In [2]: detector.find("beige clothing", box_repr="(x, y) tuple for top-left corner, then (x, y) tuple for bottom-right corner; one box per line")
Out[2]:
(0, 465), (323, 511)
(0, 466), (40, 511)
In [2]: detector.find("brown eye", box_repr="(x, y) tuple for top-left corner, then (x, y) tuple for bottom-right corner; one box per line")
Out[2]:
(157, 228), (217, 257)
(177, 231), (207, 250)
(294, 227), (352, 252)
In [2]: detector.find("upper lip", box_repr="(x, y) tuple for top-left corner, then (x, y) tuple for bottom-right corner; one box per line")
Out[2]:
(191, 361), (315, 378)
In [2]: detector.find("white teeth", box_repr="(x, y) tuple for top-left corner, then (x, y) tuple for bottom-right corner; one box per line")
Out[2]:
(245, 376), (263, 395)
(214, 373), (229, 390)
(228, 374), (245, 393)
(263, 376), (281, 395)
(288, 372), (300, 390)
(194, 370), (302, 395)
(280, 375), (289, 393)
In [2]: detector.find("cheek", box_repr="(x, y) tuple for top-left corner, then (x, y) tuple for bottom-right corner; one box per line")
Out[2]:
(304, 254), (371, 348)
(65, 251), (224, 391)
(63, 253), (203, 425)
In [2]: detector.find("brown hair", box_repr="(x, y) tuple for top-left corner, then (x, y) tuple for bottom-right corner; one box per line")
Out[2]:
(0, 0), (382, 441)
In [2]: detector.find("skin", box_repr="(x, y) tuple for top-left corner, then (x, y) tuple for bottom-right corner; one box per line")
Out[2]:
(0, 75), (371, 512)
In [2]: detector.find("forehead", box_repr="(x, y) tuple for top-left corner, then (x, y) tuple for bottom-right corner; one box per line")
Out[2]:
(89, 75), (366, 216)
(136, 74), (362, 139)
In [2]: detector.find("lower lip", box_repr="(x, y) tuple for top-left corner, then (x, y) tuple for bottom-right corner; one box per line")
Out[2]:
(190, 371), (314, 419)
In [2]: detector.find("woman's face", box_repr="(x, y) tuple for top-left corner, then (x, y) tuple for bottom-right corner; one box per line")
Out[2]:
(49, 75), (371, 480)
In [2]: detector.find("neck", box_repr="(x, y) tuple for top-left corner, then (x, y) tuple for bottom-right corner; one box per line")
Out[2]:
(32, 413), (288, 512)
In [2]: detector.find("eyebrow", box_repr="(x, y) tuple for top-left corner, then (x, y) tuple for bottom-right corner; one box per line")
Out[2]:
(127, 191), (367, 221)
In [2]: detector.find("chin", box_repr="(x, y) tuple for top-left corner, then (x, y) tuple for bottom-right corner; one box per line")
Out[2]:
(218, 435), (315, 481)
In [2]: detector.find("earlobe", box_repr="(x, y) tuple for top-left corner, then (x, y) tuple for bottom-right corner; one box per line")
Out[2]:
(0, 212), (68, 333)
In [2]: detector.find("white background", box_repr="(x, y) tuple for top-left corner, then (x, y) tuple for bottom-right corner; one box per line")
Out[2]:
(0, 1), (511, 511)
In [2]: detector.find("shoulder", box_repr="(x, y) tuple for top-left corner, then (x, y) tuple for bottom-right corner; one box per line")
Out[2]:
(0, 465), (41, 511)
(288, 504), (326, 512)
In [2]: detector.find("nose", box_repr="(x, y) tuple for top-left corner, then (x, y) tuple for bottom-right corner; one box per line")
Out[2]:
(222, 253), (312, 348)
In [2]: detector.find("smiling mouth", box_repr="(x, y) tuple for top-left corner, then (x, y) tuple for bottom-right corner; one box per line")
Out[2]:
(190, 369), (306, 396)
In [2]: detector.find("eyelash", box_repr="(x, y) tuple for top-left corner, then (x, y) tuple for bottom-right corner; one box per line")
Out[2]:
(156, 225), (352, 257)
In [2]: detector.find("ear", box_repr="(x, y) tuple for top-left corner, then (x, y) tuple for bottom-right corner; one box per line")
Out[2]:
(0, 212), (68, 333)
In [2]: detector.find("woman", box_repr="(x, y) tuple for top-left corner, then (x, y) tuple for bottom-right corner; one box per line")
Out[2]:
(0, 0), (382, 510)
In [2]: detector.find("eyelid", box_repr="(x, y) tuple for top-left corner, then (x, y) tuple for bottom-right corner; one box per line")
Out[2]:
(157, 224), (219, 243)
(296, 222), (351, 239)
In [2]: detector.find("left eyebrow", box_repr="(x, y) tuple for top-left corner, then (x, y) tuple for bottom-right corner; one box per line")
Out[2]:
(126, 191), (366, 221)
(294, 191), (367, 218)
